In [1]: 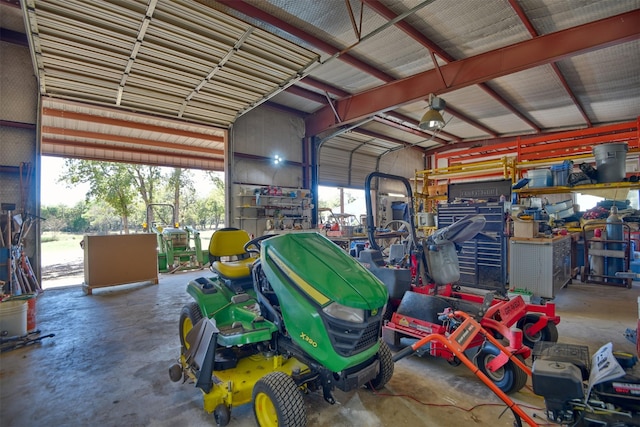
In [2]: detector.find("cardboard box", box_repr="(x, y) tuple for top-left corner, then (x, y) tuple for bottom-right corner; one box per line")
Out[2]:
(513, 219), (538, 238)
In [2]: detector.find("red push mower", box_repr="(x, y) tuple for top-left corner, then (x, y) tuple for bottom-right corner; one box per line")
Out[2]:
(361, 172), (560, 393)
(395, 312), (640, 427)
(392, 308), (538, 426)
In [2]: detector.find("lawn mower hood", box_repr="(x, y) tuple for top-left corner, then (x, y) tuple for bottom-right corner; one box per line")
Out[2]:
(260, 232), (388, 370)
(261, 232), (388, 310)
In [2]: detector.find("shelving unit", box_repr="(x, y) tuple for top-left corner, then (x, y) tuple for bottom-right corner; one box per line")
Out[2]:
(414, 157), (516, 218)
(234, 187), (313, 236)
(513, 181), (640, 197)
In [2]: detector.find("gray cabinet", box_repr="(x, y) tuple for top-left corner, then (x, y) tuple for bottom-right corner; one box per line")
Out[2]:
(509, 235), (572, 299)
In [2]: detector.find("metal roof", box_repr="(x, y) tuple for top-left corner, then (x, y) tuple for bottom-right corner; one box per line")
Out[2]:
(5, 0), (640, 166)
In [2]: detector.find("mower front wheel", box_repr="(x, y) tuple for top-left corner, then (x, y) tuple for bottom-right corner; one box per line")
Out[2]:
(517, 314), (559, 348)
(213, 404), (231, 427)
(253, 371), (306, 427)
(179, 302), (203, 350)
(475, 343), (528, 394)
(365, 340), (394, 391)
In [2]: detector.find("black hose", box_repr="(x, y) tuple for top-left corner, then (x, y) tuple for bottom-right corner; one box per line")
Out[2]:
(392, 345), (415, 362)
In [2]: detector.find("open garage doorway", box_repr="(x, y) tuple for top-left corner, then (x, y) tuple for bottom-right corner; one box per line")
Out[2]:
(39, 156), (225, 290)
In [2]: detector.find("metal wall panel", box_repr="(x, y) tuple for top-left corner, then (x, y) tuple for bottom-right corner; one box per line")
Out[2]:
(0, 38), (40, 276)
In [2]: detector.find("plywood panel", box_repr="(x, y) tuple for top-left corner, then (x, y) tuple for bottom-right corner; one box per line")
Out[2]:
(83, 234), (158, 294)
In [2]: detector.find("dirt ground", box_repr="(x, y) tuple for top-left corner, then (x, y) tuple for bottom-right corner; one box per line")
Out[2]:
(40, 255), (84, 289)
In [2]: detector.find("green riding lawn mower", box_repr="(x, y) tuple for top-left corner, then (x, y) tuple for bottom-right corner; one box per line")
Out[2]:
(144, 203), (208, 273)
(169, 228), (394, 426)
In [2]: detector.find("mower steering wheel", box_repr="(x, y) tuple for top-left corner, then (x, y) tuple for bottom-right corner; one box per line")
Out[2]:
(243, 234), (272, 255)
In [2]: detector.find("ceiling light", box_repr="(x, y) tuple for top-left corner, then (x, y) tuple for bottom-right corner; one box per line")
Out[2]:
(419, 94), (446, 131)
(273, 154), (283, 165)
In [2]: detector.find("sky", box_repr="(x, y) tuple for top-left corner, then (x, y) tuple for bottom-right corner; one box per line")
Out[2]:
(41, 156), (89, 206)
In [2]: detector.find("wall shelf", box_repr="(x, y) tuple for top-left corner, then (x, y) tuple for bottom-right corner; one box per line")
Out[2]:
(234, 187), (313, 236)
(514, 181), (640, 198)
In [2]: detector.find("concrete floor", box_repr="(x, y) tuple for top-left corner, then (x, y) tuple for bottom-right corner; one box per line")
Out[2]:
(0, 272), (638, 427)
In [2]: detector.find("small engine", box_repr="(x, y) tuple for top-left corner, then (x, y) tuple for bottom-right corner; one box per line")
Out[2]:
(532, 342), (640, 426)
(532, 357), (585, 423)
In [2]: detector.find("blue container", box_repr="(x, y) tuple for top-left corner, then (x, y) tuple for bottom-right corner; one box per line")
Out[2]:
(551, 161), (572, 187)
(527, 169), (552, 188)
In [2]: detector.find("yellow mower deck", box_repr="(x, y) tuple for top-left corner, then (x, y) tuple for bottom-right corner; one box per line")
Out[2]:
(181, 352), (310, 413)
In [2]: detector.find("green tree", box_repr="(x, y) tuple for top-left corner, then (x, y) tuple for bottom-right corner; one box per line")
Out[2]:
(168, 168), (196, 224)
(129, 164), (162, 225)
(61, 160), (137, 233)
(207, 172), (225, 228)
(41, 206), (67, 236)
(84, 201), (119, 233)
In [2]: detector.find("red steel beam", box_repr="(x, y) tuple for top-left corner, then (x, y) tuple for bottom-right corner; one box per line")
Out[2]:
(284, 85), (329, 105)
(214, 0), (394, 83)
(507, 0), (591, 127)
(372, 116), (449, 143)
(363, 0), (539, 132)
(299, 76), (350, 98)
(435, 120), (639, 161)
(443, 105), (499, 138)
(384, 111), (461, 142)
(305, 10), (640, 136)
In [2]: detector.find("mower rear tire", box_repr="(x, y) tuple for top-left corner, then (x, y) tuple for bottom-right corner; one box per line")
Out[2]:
(475, 343), (528, 394)
(365, 340), (394, 391)
(179, 302), (203, 350)
(253, 371), (306, 427)
(518, 314), (558, 348)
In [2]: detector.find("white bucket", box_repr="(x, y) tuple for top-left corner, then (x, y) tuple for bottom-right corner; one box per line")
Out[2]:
(0, 300), (28, 337)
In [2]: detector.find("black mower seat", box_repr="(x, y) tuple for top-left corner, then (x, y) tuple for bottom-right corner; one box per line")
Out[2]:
(208, 228), (255, 280)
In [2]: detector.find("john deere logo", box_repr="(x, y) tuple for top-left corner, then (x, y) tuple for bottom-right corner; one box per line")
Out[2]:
(372, 308), (379, 316)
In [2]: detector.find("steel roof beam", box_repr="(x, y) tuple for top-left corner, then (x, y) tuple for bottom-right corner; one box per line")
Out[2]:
(443, 106), (499, 138)
(299, 77), (350, 98)
(214, 0), (395, 83)
(372, 116), (450, 145)
(223, 0), (490, 138)
(383, 111), (461, 142)
(508, 0), (591, 127)
(352, 128), (424, 149)
(306, 10), (640, 137)
(363, 0), (540, 132)
(284, 85), (329, 105)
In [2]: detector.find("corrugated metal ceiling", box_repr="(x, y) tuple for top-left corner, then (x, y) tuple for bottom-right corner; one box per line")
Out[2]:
(10, 0), (640, 172)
